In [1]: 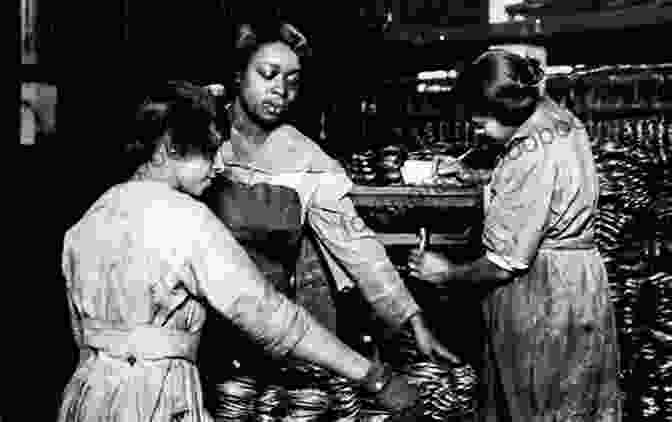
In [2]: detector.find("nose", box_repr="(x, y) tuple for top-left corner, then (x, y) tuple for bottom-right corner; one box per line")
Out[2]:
(271, 78), (286, 98)
(208, 164), (217, 178)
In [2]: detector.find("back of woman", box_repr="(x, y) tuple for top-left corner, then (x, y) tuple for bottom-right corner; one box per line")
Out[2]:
(60, 181), (213, 422)
(58, 81), (221, 422)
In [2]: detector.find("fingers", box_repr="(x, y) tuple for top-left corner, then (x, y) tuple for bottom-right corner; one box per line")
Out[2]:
(408, 248), (421, 259)
(434, 343), (462, 365)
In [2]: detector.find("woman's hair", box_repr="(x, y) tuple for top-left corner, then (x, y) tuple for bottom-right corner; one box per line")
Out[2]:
(233, 20), (312, 75)
(452, 49), (545, 127)
(125, 80), (225, 170)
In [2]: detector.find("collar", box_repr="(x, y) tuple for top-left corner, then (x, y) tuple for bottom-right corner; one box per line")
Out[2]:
(216, 124), (316, 174)
(502, 96), (569, 154)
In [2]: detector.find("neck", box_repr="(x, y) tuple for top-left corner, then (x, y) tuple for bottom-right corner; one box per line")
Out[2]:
(131, 162), (177, 189)
(232, 98), (270, 146)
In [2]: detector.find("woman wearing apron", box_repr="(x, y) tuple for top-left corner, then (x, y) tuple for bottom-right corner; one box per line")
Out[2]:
(408, 50), (622, 421)
(199, 19), (457, 400)
(58, 81), (425, 422)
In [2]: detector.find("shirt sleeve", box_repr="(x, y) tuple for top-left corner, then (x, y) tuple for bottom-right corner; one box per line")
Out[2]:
(307, 171), (421, 328)
(187, 204), (315, 357)
(62, 232), (84, 348)
(482, 138), (556, 270)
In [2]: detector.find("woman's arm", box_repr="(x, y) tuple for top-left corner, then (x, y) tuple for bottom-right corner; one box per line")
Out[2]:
(188, 204), (426, 413)
(409, 251), (513, 288)
(189, 204), (371, 381)
(307, 195), (421, 328)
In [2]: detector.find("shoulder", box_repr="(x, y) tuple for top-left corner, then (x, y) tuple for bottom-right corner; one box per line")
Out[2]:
(273, 125), (345, 174)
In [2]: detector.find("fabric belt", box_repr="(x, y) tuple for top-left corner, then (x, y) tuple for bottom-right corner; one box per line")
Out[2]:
(82, 318), (200, 365)
(539, 237), (596, 251)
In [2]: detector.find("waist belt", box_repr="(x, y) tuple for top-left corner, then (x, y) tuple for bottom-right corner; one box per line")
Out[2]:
(82, 319), (200, 365)
(539, 237), (596, 251)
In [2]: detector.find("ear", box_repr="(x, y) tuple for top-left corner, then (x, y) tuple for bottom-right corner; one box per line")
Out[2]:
(151, 134), (174, 165)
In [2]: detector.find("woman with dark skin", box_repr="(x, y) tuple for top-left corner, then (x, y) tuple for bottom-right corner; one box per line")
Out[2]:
(199, 19), (458, 410)
(409, 50), (622, 421)
(58, 81), (423, 421)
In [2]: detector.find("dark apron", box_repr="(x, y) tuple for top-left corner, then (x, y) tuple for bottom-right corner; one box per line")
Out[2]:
(198, 176), (304, 389)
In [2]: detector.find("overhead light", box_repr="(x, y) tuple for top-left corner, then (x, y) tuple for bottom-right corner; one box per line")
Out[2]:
(204, 84), (226, 96)
(545, 65), (574, 75)
(417, 70), (458, 80)
(417, 83), (452, 93)
(418, 70), (449, 80)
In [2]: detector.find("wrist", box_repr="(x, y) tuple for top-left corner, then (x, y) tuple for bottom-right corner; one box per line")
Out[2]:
(408, 312), (424, 328)
(360, 361), (393, 394)
(442, 264), (463, 284)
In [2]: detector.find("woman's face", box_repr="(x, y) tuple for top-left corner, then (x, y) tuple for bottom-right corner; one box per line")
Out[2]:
(238, 41), (301, 125)
(175, 154), (215, 196)
(471, 116), (517, 143)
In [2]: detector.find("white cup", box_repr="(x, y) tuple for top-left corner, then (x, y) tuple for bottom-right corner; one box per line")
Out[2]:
(401, 160), (435, 185)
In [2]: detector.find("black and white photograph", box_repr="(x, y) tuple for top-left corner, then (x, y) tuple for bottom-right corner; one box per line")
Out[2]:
(19, 1), (672, 422)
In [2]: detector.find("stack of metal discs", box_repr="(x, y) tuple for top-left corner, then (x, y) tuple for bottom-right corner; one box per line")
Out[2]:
(377, 145), (406, 186)
(387, 326), (423, 366)
(400, 361), (477, 420)
(345, 150), (378, 185)
(254, 385), (287, 422)
(214, 376), (258, 421)
(282, 360), (333, 388)
(649, 272), (672, 338)
(325, 375), (362, 421)
(284, 388), (331, 422)
(594, 206), (633, 259)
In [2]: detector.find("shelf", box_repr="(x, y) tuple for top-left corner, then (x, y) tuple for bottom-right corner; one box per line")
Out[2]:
(383, 3), (672, 45)
(349, 185), (482, 208)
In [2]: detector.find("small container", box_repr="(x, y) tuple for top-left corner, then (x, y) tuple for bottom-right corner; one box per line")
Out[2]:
(401, 160), (435, 185)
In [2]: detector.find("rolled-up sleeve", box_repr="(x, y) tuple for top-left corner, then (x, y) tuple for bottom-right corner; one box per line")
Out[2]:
(483, 139), (556, 270)
(188, 205), (316, 357)
(307, 171), (421, 328)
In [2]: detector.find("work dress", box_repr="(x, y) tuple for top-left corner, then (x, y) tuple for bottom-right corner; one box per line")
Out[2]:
(199, 124), (420, 386)
(479, 98), (622, 421)
(58, 180), (319, 422)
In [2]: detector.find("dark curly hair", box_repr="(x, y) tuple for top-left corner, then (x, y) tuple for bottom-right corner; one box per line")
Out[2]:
(125, 80), (225, 172)
(233, 20), (312, 77)
(452, 49), (545, 127)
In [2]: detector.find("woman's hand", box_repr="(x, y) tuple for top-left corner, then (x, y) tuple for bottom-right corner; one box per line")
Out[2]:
(435, 157), (468, 177)
(407, 249), (458, 286)
(409, 314), (461, 364)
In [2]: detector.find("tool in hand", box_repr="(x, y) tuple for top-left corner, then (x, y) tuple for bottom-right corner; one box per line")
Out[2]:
(418, 227), (428, 254)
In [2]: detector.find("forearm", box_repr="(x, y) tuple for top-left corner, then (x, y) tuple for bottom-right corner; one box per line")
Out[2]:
(309, 204), (420, 327)
(226, 286), (371, 381)
(447, 256), (513, 287)
(290, 316), (372, 381)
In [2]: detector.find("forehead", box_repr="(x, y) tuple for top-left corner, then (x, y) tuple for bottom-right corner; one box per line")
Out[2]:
(249, 42), (301, 71)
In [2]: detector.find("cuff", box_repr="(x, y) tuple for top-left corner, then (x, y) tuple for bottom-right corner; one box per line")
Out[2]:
(485, 251), (528, 272)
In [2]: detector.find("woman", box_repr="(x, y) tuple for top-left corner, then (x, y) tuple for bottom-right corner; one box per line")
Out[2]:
(200, 19), (457, 383)
(408, 50), (622, 421)
(58, 81), (424, 421)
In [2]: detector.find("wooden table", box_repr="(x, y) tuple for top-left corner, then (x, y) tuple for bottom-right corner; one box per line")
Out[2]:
(348, 185), (483, 247)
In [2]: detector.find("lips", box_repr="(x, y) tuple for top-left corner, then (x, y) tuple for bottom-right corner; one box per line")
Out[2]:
(262, 100), (286, 117)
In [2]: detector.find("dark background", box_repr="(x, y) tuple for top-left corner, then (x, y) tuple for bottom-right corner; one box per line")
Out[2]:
(19, 2), (672, 420)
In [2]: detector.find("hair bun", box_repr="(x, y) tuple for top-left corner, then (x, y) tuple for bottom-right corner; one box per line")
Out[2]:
(519, 57), (545, 87)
